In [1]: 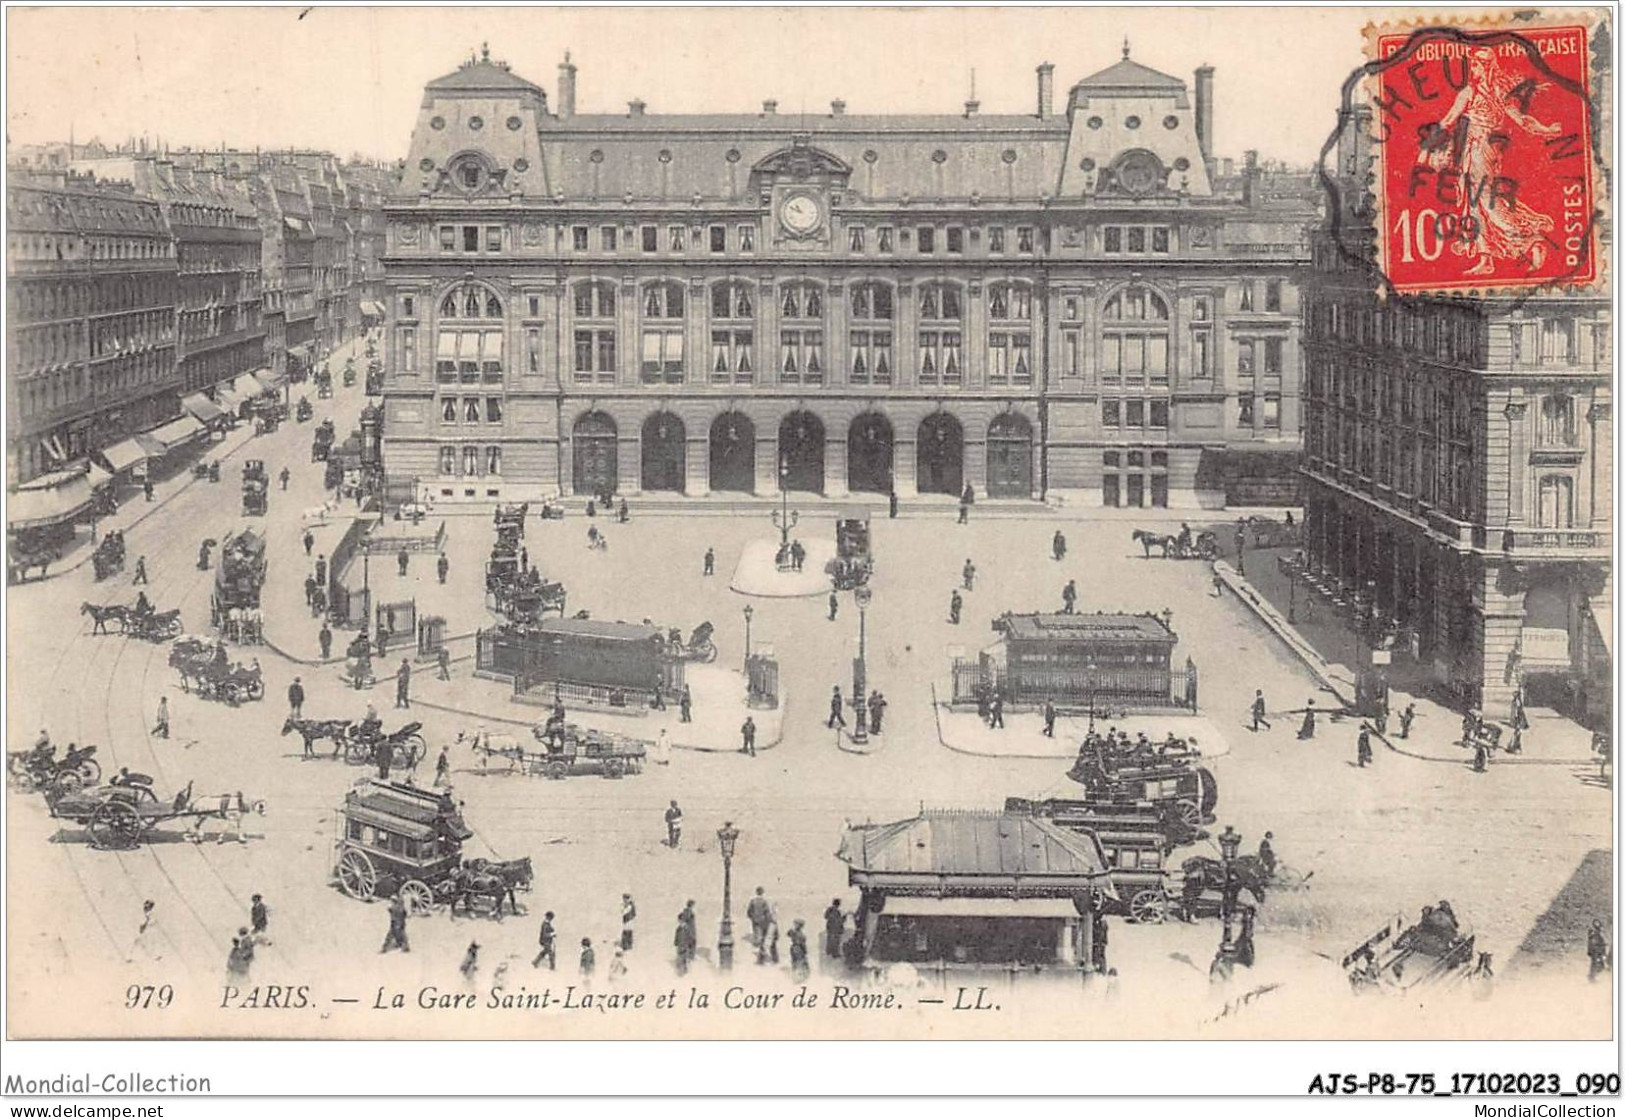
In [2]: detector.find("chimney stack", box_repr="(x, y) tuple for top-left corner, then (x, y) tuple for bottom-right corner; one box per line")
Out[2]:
(1194, 65), (1215, 169)
(964, 99), (980, 118)
(558, 51), (577, 118)
(1242, 148), (1259, 207)
(1036, 62), (1055, 119)
(628, 98), (646, 117)
(831, 99), (846, 116)
(762, 99), (778, 115)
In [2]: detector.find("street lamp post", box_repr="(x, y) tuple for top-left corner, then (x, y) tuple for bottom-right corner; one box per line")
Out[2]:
(743, 604), (754, 669)
(772, 457), (799, 554)
(716, 821), (740, 971)
(851, 585), (872, 745)
(1218, 824), (1242, 952)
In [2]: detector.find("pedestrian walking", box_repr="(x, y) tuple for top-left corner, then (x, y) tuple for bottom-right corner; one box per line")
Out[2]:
(621, 894), (637, 951)
(288, 677), (305, 720)
(1398, 703), (1416, 739)
(1588, 920), (1610, 981)
(1472, 740), (1489, 773)
(1257, 832), (1276, 877)
(152, 696), (170, 739)
(437, 645), (451, 681)
(664, 800), (683, 848)
(703, 547), (715, 577)
(1506, 725), (1523, 755)
(305, 574), (318, 610)
(1061, 579), (1078, 614)
(579, 938), (596, 979)
(823, 899), (845, 959)
(618, 499), (629, 523)
(198, 540), (212, 571)
(957, 497), (969, 524)
(652, 727), (672, 766)
(828, 591), (839, 622)
(609, 949), (628, 983)
(531, 912), (557, 969)
(789, 919), (809, 981)
(250, 894), (269, 941)
(126, 900), (161, 964)
(133, 556), (149, 585)
(437, 553), (449, 584)
(303, 529), (315, 557)
(675, 903), (697, 975)
(318, 622), (333, 661)
(460, 941), (480, 982)
(1296, 699), (1317, 740)
(989, 693), (1005, 730)
(396, 659), (411, 709)
(314, 555), (327, 586)
(888, 488), (899, 519)
(397, 548), (409, 577)
(1043, 700), (1057, 737)
(1053, 530), (1067, 562)
(1211, 565), (1225, 597)
(227, 930), (254, 979)
(679, 684), (693, 723)
(868, 691), (886, 736)
(1250, 690), (1271, 732)
(279, 466), (291, 491)
(740, 716), (757, 756)
(791, 540), (805, 571)
(434, 746), (450, 788)
(652, 679), (666, 711)
(977, 691), (991, 725)
(827, 686), (846, 729)
(520, 546), (529, 572)
(1357, 725), (1373, 768)
(379, 895), (409, 954)
(962, 559), (976, 591)
(747, 887), (773, 951)
(949, 589), (963, 625)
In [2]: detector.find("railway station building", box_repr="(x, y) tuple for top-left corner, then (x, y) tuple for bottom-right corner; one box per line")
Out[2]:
(380, 46), (1316, 508)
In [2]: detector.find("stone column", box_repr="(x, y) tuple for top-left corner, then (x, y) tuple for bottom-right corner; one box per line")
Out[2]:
(755, 434), (779, 496)
(1504, 400), (1527, 524)
(618, 434), (640, 494)
(825, 437), (849, 498)
(1476, 559), (1525, 721)
(685, 437), (709, 496)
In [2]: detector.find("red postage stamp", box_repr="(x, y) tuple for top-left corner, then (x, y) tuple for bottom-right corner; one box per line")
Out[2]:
(1366, 17), (1602, 294)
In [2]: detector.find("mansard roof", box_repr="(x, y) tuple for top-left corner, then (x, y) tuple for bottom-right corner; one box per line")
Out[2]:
(426, 57), (543, 95)
(1072, 56), (1187, 95)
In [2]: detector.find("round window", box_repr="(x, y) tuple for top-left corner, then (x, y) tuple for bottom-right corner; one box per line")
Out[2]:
(1087, 116), (1103, 130)
(1163, 115), (1180, 130)
(1116, 152), (1161, 194)
(1001, 149), (1017, 164)
(507, 115), (523, 131)
(513, 157), (530, 172)
(451, 157), (488, 192)
(1173, 157), (1191, 172)
(658, 149), (673, 164)
(468, 115), (484, 131)
(726, 148), (741, 163)
(931, 149), (947, 164)
(589, 149), (605, 164)
(863, 149), (878, 164)
(418, 158), (435, 172)
(1079, 157), (1096, 172)
(1125, 115), (1141, 130)
(429, 116), (446, 131)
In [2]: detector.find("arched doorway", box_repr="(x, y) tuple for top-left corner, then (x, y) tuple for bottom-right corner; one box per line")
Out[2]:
(848, 412), (894, 494)
(572, 411), (618, 496)
(986, 413), (1034, 498)
(641, 412), (686, 493)
(709, 412), (756, 493)
(917, 412), (963, 496)
(779, 411), (824, 493)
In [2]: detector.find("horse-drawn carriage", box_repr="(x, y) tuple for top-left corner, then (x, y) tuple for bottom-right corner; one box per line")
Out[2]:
(250, 398), (286, 435)
(91, 531), (126, 581)
(827, 509), (873, 590)
(169, 635), (265, 704)
(8, 742), (101, 795)
(1132, 528), (1219, 560)
(312, 419), (336, 462)
(315, 368), (334, 399)
(1066, 741), (1218, 829)
(242, 460), (269, 516)
(333, 779), (532, 918)
(295, 397), (314, 423)
(211, 529), (267, 640)
(493, 502), (528, 536)
(192, 460), (223, 483)
(658, 622), (717, 664)
(474, 719), (648, 780)
(281, 717), (427, 769)
(1344, 902), (1480, 994)
(48, 776), (265, 849)
(80, 599), (183, 642)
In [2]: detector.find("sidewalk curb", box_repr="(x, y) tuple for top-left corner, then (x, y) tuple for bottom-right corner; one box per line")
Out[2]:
(1369, 725), (1596, 767)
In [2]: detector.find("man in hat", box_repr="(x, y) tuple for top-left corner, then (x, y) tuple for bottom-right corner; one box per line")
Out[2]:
(133, 555), (149, 585)
(532, 911), (556, 969)
(396, 659), (411, 709)
(434, 746), (451, 788)
(1587, 920), (1610, 981)
(152, 696), (170, 740)
(704, 547), (716, 576)
(828, 591), (839, 622)
(679, 684), (693, 724)
(949, 589), (963, 625)
(1250, 689), (1271, 732)
(621, 893), (637, 951)
(962, 559), (976, 592)
(664, 800), (683, 849)
(250, 894), (270, 942)
(1257, 832), (1276, 878)
(1052, 530), (1067, 562)
(437, 552), (449, 584)
(303, 529), (315, 557)
(379, 895), (409, 954)
(827, 686), (846, 730)
(1043, 700), (1057, 738)
(740, 715), (757, 757)
(1398, 702), (1416, 739)
(1357, 724), (1374, 768)
(397, 548), (410, 578)
(287, 677), (305, 720)
(868, 691), (887, 736)
(318, 621), (333, 661)
(824, 899), (845, 960)
(1061, 579), (1078, 614)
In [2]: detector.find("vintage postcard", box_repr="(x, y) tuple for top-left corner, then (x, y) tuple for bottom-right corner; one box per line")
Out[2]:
(2, 4), (1615, 1065)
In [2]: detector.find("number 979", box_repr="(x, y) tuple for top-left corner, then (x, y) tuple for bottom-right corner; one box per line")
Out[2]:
(125, 984), (174, 1009)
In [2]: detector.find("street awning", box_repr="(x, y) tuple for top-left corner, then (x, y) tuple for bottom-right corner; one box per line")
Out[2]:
(143, 415), (206, 453)
(1590, 599), (1612, 660)
(215, 381), (247, 411)
(7, 472), (93, 530)
(133, 434), (168, 459)
(879, 896), (1083, 920)
(183, 393), (227, 426)
(84, 462), (114, 491)
(96, 438), (150, 475)
(249, 368), (285, 395)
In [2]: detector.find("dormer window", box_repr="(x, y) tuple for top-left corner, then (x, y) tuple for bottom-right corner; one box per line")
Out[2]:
(450, 155), (489, 194)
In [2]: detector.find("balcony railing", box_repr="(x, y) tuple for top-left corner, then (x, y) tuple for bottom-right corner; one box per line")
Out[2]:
(1500, 528), (1607, 553)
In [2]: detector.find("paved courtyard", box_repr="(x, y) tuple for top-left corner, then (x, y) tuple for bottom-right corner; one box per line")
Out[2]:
(4, 344), (1612, 1039)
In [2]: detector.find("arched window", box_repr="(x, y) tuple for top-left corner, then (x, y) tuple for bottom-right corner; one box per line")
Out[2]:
(917, 282), (962, 386)
(435, 283), (504, 386)
(988, 282), (1034, 386)
(848, 282), (894, 385)
(572, 280), (617, 383)
(641, 281), (685, 383)
(1539, 395), (1575, 447)
(779, 281), (824, 385)
(710, 281), (755, 384)
(1101, 285), (1171, 388)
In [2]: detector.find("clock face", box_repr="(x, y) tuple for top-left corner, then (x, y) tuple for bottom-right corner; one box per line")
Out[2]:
(780, 193), (822, 235)
(1117, 152), (1162, 195)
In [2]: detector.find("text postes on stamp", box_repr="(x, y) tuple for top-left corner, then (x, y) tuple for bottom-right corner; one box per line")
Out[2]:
(1367, 18), (1601, 295)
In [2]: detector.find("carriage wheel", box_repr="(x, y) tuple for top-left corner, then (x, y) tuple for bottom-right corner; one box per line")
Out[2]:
(700, 642), (718, 664)
(545, 761), (568, 781)
(12, 768), (39, 793)
(79, 759), (102, 785)
(90, 801), (143, 849)
(405, 735), (427, 765)
(345, 738), (371, 765)
(1129, 889), (1168, 925)
(398, 879), (435, 917)
(337, 848), (378, 900)
(602, 758), (626, 780)
(221, 682), (243, 707)
(1174, 798), (1203, 828)
(53, 770), (84, 796)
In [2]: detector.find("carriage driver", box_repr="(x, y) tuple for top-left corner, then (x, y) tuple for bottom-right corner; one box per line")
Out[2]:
(28, 730), (54, 769)
(133, 590), (153, 618)
(354, 703), (383, 751)
(1177, 522), (1193, 554)
(542, 702), (567, 755)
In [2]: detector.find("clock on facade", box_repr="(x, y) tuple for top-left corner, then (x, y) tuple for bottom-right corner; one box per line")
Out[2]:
(779, 192), (822, 236)
(1116, 151), (1163, 195)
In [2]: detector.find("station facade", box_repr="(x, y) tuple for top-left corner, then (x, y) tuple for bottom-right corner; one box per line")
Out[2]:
(381, 47), (1315, 507)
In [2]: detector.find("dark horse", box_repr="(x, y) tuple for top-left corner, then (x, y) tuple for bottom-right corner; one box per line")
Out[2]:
(1180, 855), (1272, 908)
(449, 865), (518, 920)
(1132, 529), (1180, 559)
(280, 717), (354, 759)
(81, 602), (130, 635)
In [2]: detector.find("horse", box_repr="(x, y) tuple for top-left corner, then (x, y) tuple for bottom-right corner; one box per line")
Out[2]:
(1132, 530), (1179, 559)
(448, 865), (513, 920)
(465, 856), (533, 912)
(1180, 855), (1271, 908)
(281, 717), (353, 759)
(81, 602), (129, 635)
